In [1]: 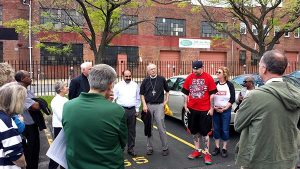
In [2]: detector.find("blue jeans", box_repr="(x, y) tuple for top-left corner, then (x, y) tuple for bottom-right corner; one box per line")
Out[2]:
(213, 108), (231, 141)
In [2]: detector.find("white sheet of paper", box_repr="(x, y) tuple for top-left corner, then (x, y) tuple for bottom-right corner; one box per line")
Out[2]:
(46, 130), (68, 169)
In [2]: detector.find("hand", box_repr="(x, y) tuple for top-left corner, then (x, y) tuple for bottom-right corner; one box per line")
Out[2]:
(163, 100), (168, 106)
(185, 107), (190, 114)
(208, 108), (214, 116)
(143, 105), (148, 113)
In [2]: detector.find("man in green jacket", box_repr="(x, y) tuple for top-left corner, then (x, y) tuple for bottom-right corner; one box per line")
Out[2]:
(235, 50), (300, 169)
(62, 64), (127, 169)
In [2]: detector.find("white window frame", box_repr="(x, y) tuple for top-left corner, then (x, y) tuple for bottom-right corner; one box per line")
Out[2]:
(252, 25), (258, 35)
(240, 22), (246, 34)
(294, 28), (300, 38)
(284, 31), (290, 37)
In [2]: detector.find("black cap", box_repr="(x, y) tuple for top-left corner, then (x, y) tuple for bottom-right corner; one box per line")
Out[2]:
(192, 60), (203, 69)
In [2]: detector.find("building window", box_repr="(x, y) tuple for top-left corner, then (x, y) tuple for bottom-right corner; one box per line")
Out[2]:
(284, 31), (290, 37)
(274, 26), (280, 36)
(239, 50), (246, 65)
(251, 52), (258, 65)
(40, 8), (84, 29)
(0, 6), (3, 25)
(120, 15), (138, 34)
(40, 42), (83, 65)
(240, 22), (246, 34)
(0, 42), (3, 62)
(263, 25), (269, 36)
(294, 28), (300, 38)
(201, 21), (227, 38)
(252, 25), (258, 35)
(103, 46), (139, 67)
(155, 17), (185, 36)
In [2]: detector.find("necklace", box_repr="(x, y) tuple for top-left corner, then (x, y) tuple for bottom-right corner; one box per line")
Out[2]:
(149, 76), (157, 96)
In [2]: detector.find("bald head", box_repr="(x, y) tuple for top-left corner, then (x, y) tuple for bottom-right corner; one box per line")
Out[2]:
(260, 50), (287, 75)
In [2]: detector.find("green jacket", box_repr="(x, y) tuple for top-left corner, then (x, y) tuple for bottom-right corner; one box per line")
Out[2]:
(235, 81), (300, 169)
(62, 93), (127, 169)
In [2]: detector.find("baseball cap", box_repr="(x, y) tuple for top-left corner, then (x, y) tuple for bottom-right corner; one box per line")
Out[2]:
(192, 60), (203, 69)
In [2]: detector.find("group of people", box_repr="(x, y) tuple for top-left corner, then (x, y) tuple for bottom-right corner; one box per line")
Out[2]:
(1, 49), (300, 169)
(0, 63), (45, 169)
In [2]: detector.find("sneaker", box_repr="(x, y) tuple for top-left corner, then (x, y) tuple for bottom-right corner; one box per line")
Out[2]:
(221, 149), (228, 158)
(162, 149), (169, 156)
(204, 153), (212, 165)
(188, 150), (201, 159)
(146, 149), (153, 155)
(211, 147), (220, 156)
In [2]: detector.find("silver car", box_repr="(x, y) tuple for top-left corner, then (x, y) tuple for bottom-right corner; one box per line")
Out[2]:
(166, 75), (242, 128)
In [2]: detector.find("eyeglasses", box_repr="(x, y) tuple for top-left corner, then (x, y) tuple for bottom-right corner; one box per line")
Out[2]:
(124, 75), (131, 77)
(243, 80), (252, 83)
(216, 71), (222, 74)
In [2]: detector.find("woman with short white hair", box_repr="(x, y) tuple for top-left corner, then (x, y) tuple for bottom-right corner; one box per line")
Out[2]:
(0, 82), (27, 169)
(48, 81), (69, 169)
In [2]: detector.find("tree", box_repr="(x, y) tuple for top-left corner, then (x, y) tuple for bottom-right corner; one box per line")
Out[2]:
(6, 0), (184, 64)
(193, 0), (300, 58)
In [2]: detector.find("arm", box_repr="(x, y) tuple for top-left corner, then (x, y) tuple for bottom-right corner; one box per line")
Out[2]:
(163, 77), (170, 105)
(118, 113), (128, 150)
(141, 95), (148, 113)
(234, 92), (256, 132)
(113, 83), (119, 103)
(208, 94), (214, 116)
(135, 85), (141, 113)
(68, 79), (78, 100)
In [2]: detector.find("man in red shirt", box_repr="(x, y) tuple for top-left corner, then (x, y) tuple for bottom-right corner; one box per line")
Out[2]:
(181, 60), (217, 165)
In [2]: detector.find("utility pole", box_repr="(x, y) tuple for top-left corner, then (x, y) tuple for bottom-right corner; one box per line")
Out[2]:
(21, 0), (33, 79)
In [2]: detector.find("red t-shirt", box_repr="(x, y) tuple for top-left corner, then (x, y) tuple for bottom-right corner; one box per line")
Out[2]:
(182, 72), (217, 111)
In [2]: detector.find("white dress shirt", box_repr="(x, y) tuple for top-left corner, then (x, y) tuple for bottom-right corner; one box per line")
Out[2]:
(113, 80), (141, 112)
(51, 94), (69, 128)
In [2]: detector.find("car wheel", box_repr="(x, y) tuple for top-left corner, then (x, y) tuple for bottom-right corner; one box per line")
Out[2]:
(181, 108), (188, 129)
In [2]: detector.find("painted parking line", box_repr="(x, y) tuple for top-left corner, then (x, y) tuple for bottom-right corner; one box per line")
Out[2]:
(136, 118), (195, 149)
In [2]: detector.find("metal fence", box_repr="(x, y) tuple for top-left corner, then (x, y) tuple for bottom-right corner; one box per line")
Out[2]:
(4, 60), (299, 96)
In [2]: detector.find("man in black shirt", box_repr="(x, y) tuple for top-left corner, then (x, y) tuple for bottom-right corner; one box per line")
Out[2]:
(140, 63), (170, 156)
(68, 62), (92, 100)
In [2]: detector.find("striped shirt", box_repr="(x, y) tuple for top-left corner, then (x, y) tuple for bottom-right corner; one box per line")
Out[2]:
(0, 111), (23, 169)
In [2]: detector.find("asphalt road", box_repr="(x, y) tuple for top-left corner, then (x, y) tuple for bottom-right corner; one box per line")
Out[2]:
(38, 115), (241, 169)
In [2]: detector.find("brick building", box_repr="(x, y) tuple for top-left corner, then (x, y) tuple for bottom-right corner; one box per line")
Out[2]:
(1, 0), (299, 76)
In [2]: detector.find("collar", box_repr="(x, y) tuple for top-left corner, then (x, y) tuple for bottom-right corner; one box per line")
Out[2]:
(265, 77), (283, 84)
(150, 75), (157, 79)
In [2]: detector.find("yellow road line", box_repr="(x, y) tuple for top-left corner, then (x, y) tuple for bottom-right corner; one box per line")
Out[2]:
(137, 118), (195, 149)
(44, 120), (53, 145)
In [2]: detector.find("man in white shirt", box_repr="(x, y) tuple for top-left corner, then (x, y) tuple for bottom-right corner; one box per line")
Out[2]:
(113, 70), (141, 156)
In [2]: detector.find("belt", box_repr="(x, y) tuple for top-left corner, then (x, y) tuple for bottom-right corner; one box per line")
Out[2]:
(122, 106), (135, 109)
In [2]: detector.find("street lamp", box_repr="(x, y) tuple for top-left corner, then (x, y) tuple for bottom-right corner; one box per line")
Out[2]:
(21, 0), (33, 79)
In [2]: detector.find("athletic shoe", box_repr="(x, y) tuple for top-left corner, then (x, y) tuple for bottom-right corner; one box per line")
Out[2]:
(204, 153), (212, 165)
(188, 150), (201, 159)
(211, 147), (220, 156)
(221, 148), (228, 158)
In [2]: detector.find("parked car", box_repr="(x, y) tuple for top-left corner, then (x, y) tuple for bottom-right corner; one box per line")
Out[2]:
(287, 70), (300, 81)
(232, 74), (264, 87)
(166, 75), (242, 128)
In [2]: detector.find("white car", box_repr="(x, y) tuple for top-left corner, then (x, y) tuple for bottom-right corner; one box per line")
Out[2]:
(166, 75), (242, 128)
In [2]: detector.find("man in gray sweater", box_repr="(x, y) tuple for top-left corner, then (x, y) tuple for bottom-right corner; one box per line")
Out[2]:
(235, 50), (300, 169)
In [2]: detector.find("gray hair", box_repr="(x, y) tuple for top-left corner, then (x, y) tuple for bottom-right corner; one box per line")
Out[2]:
(0, 82), (27, 115)
(54, 81), (67, 94)
(0, 63), (15, 87)
(147, 63), (156, 71)
(88, 64), (117, 91)
(261, 50), (287, 75)
(81, 62), (92, 70)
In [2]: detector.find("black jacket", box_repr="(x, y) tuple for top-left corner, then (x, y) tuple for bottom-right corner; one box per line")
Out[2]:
(141, 110), (152, 137)
(29, 98), (51, 131)
(68, 74), (90, 100)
